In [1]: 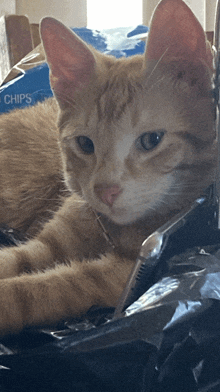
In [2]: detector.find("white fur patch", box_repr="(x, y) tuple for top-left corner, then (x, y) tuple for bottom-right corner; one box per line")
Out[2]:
(115, 133), (134, 163)
(108, 173), (174, 224)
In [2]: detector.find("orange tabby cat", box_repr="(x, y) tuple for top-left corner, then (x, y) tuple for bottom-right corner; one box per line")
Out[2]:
(0, 0), (216, 335)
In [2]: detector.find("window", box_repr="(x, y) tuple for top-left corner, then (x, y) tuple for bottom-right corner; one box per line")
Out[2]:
(87, 0), (142, 29)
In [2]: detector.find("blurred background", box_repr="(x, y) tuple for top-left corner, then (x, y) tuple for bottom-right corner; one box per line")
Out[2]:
(0, 0), (218, 31)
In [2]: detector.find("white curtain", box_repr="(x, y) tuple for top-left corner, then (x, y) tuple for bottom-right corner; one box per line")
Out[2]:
(142, 0), (217, 31)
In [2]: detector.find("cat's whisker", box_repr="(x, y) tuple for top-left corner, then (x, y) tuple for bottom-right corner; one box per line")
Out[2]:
(57, 121), (72, 133)
(56, 92), (76, 108)
(145, 75), (166, 93)
(146, 47), (169, 84)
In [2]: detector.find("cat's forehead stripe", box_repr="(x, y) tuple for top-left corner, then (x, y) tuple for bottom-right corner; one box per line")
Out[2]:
(96, 59), (142, 123)
(96, 81), (136, 122)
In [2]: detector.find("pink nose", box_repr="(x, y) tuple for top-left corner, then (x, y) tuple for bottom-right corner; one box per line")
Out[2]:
(94, 184), (122, 207)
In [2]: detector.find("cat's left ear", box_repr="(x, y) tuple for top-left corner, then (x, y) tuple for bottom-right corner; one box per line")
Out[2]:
(145, 0), (213, 70)
(40, 17), (96, 108)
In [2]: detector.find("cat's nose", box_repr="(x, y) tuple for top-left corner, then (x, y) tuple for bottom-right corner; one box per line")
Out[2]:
(94, 184), (122, 207)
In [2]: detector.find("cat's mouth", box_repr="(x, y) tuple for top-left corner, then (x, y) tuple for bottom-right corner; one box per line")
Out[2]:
(89, 186), (151, 225)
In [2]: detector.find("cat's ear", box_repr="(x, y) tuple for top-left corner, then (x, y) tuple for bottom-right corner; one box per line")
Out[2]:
(40, 17), (96, 108)
(145, 0), (213, 69)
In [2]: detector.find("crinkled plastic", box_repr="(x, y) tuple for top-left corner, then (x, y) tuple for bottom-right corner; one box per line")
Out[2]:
(0, 25), (148, 114)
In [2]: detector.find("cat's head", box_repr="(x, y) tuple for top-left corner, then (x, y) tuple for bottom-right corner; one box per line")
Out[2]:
(40, 0), (216, 226)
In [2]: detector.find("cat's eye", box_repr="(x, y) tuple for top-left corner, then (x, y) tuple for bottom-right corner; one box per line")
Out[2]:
(137, 131), (165, 151)
(76, 136), (94, 154)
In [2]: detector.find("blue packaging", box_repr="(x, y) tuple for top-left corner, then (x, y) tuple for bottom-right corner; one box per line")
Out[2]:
(0, 25), (148, 114)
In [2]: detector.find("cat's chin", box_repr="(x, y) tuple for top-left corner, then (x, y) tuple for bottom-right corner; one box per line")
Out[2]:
(99, 209), (146, 226)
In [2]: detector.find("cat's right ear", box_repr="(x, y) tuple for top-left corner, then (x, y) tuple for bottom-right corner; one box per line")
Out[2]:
(144, 0), (213, 70)
(40, 17), (96, 108)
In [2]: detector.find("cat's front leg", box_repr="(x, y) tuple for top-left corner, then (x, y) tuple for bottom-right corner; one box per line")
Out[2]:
(0, 195), (108, 279)
(0, 254), (134, 335)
